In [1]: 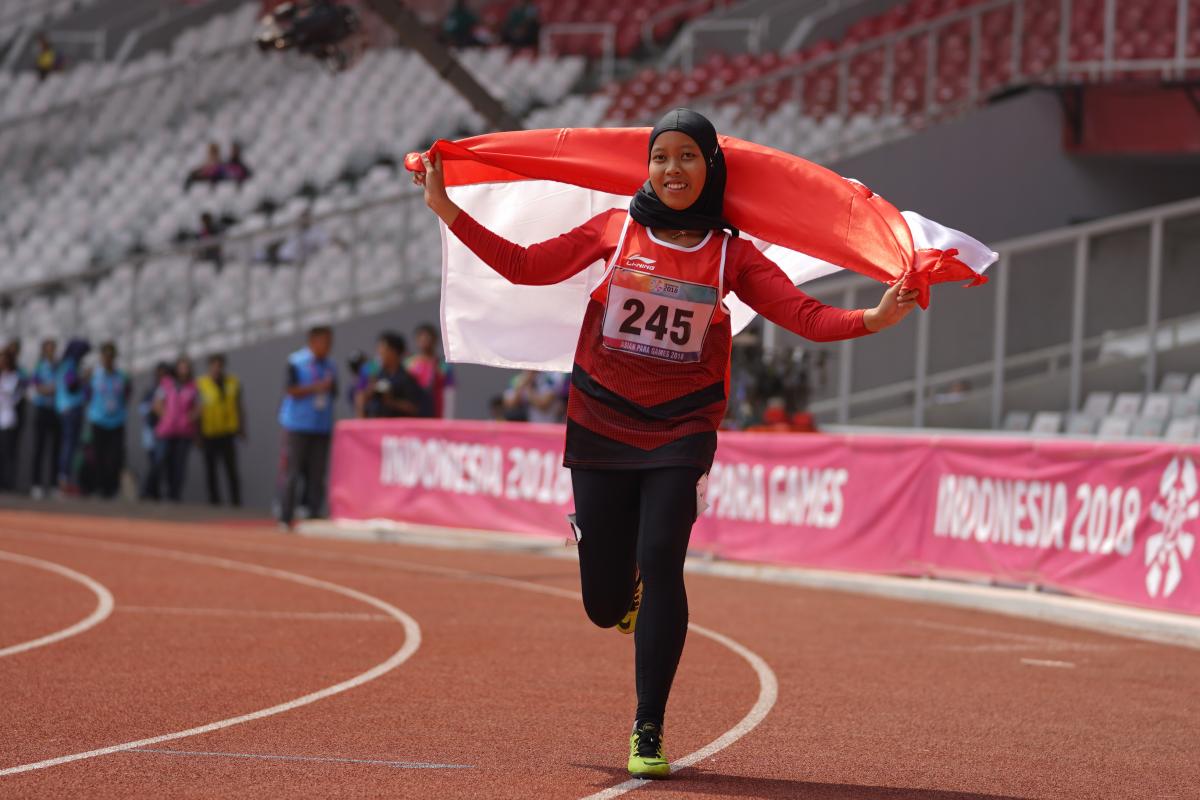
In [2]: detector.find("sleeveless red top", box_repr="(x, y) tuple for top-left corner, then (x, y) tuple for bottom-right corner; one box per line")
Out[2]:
(450, 208), (872, 471)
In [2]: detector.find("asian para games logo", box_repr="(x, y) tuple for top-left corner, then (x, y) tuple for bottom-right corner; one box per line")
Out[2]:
(625, 254), (656, 270)
(1145, 456), (1198, 599)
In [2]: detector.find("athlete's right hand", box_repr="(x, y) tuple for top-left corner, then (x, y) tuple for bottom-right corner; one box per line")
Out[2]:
(413, 152), (459, 226)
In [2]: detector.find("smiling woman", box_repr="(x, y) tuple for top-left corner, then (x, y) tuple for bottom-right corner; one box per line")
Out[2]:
(412, 107), (921, 781)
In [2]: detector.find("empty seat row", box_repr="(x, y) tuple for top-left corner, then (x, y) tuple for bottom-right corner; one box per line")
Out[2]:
(1002, 373), (1200, 440)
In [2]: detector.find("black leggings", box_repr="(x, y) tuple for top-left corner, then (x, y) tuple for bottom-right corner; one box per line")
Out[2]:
(571, 466), (703, 728)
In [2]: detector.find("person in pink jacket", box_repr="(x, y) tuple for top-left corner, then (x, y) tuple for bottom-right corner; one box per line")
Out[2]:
(153, 356), (200, 502)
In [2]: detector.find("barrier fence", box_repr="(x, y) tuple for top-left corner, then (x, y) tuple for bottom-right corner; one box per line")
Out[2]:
(330, 418), (1200, 616)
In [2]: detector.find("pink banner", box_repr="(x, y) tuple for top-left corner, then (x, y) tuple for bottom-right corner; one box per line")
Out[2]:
(330, 419), (1200, 616)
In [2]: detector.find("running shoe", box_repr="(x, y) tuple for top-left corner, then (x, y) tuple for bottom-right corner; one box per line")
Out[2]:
(616, 577), (643, 635)
(627, 720), (670, 779)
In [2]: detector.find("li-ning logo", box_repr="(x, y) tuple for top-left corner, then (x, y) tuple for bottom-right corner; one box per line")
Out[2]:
(625, 254), (656, 270)
(1145, 456), (1198, 599)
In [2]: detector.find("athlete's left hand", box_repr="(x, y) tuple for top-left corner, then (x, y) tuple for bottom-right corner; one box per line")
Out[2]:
(863, 278), (919, 332)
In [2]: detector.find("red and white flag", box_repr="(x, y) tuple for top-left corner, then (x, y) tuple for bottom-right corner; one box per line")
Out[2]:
(407, 128), (996, 371)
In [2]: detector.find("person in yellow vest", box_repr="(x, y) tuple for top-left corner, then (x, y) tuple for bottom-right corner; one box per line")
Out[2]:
(196, 353), (245, 506)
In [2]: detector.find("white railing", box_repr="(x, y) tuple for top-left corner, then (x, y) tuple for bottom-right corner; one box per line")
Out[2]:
(0, 190), (435, 373)
(666, 17), (767, 73)
(539, 22), (616, 84)
(795, 194), (1200, 428)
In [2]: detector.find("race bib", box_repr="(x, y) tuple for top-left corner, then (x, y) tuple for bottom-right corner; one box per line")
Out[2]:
(601, 269), (717, 363)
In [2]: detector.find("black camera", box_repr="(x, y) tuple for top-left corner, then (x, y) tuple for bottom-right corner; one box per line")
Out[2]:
(255, 1), (362, 71)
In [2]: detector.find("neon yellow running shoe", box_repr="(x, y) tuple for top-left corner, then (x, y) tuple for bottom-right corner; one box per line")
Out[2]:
(616, 578), (643, 635)
(628, 721), (670, 779)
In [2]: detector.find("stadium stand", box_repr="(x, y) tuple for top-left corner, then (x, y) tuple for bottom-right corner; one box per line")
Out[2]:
(0, 0), (1196, 445)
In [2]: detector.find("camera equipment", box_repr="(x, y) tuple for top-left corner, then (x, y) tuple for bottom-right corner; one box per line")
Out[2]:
(255, 1), (363, 71)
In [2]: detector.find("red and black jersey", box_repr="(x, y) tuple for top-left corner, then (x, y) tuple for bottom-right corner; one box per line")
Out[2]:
(450, 209), (873, 471)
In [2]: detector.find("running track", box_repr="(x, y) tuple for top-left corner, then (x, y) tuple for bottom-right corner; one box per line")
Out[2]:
(1, 509), (1199, 799)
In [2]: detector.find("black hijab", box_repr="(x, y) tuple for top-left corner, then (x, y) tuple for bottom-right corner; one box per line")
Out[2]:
(628, 108), (739, 237)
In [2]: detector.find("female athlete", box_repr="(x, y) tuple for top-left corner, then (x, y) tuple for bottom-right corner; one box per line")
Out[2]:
(414, 108), (918, 779)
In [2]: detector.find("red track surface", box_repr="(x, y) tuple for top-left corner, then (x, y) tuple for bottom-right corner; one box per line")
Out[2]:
(1, 509), (1199, 799)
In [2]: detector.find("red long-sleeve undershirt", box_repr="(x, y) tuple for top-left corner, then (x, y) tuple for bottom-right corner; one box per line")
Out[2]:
(449, 209), (872, 343)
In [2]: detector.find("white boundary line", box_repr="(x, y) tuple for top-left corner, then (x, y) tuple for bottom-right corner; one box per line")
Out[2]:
(0, 527), (778, 798)
(0, 533), (421, 778)
(0, 550), (114, 658)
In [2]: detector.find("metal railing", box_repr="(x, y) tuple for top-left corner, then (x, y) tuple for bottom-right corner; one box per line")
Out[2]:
(631, 0), (1200, 125)
(790, 194), (1200, 428)
(539, 22), (616, 84)
(0, 189), (435, 373)
(666, 17), (767, 73)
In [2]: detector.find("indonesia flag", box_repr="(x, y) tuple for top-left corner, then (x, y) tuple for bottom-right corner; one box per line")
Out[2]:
(406, 128), (997, 371)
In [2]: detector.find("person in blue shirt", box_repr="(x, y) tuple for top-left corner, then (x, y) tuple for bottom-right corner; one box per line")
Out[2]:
(86, 342), (131, 499)
(278, 325), (337, 529)
(28, 338), (60, 498)
(55, 338), (90, 493)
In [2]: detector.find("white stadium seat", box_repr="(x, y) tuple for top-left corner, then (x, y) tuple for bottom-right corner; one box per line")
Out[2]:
(1081, 391), (1113, 418)
(1030, 412), (1063, 434)
(1097, 416), (1133, 438)
(1110, 393), (1143, 418)
(1164, 417), (1200, 441)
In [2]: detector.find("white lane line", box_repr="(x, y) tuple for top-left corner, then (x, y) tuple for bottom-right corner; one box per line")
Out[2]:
(0, 550), (114, 658)
(0, 529), (778, 798)
(0, 534), (421, 778)
(117, 606), (392, 622)
(129, 748), (471, 769)
(1020, 658), (1076, 669)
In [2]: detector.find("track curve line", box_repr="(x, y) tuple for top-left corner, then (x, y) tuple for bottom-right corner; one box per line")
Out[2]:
(0, 550), (115, 659)
(0, 536), (421, 778)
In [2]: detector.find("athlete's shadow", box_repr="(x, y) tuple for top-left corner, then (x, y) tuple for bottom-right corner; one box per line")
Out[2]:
(574, 765), (1033, 799)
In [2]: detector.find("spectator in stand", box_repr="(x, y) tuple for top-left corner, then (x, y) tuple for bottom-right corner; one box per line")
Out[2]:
(503, 370), (568, 423)
(442, 0), (481, 47)
(154, 357), (200, 503)
(278, 326), (338, 528)
(359, 332), (430, 418)
(139, 361), (171, 500)
(185, 142), (225, 190)
(196, 353), (245, 507)
(86, 342), (131, 499)
(55, 338), (90, 494)
(500, 0), (540, 50)
(34, 34), (61, 81)
(28, 338), (60, 499)
(405, 323), (454, 418)
(223, 141), (254, 186)
(0, 349), (25, 491)
(185, 142), (224, 189)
